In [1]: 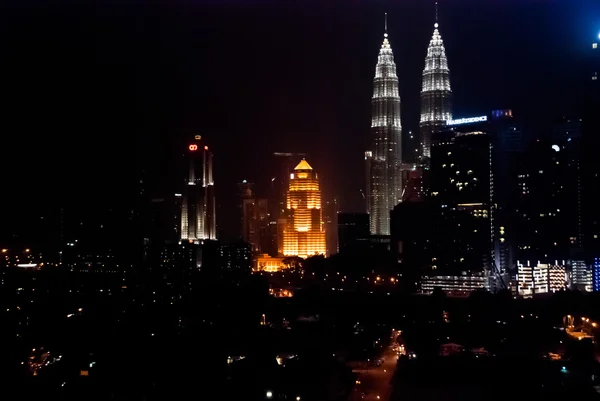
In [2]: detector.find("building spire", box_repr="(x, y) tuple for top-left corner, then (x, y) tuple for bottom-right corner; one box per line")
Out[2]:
(384, 12), (388, 37)
(435, 2), (439, 28)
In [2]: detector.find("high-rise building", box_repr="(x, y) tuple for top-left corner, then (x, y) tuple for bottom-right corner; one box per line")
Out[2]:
(583, 33), (600, 256)
(419, 14), (452, 159)
(180, 136), (217, 241)
(282, 159), (326, 259)
(323, 198), (339, 256)
(489, 110), (524, 277)
(337, 213), (370, 254)
(272, 152), (309, 255)
(429, 126), (495, 289)
(367, 15), (402, 235)
(571, 259), (592, 292)
(515, 133), (581, 265)
(594, 257), (600, 292)
(239, 181), (273, 256)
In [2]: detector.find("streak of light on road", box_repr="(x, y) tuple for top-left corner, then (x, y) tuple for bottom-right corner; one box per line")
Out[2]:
(351, 329), (401, 401)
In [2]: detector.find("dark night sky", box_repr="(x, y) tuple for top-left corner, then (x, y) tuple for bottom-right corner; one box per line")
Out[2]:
(0, 0), (599, 241)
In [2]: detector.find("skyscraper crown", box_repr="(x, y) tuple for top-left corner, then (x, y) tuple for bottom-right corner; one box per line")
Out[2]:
(422, 23), (450, 90)
(294, 159), (313, 171)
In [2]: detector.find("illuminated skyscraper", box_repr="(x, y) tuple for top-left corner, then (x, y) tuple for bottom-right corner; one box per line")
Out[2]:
(282, 159), (326, 258)
(367, 14), (402, 235)
(180, 136), (217, 241)
(419, 9), (452, 159)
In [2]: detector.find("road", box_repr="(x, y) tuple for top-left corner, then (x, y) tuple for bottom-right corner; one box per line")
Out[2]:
(350, 330), (400, 401)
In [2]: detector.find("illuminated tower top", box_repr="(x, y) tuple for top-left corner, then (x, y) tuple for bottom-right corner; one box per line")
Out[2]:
(371, 14), (401, 123)
(288, 159), (321, 211)
(419, 3), (453, 159)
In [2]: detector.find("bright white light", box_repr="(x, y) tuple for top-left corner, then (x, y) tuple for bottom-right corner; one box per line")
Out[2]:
(552, 144), (560, 152)
(266, 391), (273, 399)
(434, 23), (438, 28)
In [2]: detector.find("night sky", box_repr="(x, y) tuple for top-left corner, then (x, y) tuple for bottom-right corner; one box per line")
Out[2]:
(1, 0), (599, 241)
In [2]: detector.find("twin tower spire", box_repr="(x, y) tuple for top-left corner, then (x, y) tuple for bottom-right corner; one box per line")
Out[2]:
(367, 5), (453, 235)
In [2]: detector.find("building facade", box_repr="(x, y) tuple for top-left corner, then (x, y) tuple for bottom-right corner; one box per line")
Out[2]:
(239, 180), (273, 255)
(282, 160), (326, 259)
(180, 137), (217, 241)
(429, 127), (497, 289)
(419, 21), (452, 159)
(583, 33), (600, 258)
(517, 262), (567, 296)
(420, 274), (487, 296)
(488, 110), (524, 277)
(367, 21), (402, 235)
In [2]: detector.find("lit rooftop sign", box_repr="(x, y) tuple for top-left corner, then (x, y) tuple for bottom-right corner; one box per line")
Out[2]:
(447, 116), (488, 126)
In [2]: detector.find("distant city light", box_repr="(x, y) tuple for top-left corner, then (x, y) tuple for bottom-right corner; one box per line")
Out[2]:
(447, 116), (487, 126)
(552, 144), (560, 152)
(189, 144), (198, 151)
(266, 391), (273, 399)
(194, 135), (201, 140)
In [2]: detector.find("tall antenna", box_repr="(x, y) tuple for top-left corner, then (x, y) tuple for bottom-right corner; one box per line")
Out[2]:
(384, 12), (388, 33)
(435, 2), (439, 25)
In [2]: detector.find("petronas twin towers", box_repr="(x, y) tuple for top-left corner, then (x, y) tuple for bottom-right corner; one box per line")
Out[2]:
(367, 10), (453, 235)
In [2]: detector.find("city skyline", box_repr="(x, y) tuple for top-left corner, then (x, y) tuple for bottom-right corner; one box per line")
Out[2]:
(1, 0), (599, 243)
(2, 2), (600, 399)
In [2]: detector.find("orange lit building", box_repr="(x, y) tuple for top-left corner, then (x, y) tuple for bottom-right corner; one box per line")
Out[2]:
(283, 160), (326, 258)
(255, 254), (286, 272)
